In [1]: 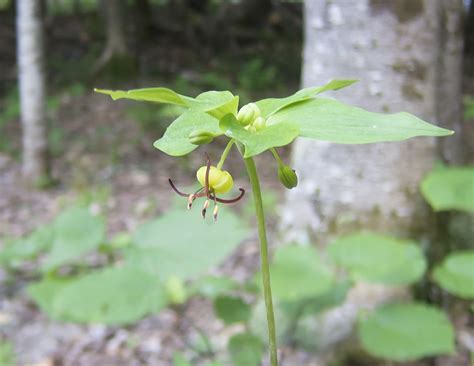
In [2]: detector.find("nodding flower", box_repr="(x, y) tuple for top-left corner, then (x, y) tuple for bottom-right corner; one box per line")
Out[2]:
(168, 153), (245, 221)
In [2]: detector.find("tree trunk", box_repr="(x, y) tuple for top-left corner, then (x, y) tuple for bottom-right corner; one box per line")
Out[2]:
(94, 0), (130, 76)
(17, 0), (49, 183)
(281, 0), (464, 355)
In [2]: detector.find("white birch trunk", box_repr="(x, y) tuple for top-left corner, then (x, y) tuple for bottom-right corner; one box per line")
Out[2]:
(17, 0), (49, 182)
(281, 0), (463, 356)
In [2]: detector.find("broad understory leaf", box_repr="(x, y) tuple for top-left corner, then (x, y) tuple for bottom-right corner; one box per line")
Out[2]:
(433, 251), (474, 299)
(358, 303), (455, 361)
(31, 266), (167, 325)
(42, 207), (105, 271)
(124, 206), (248, 280)
(256, 79), (357, 117)
(266, 245), (333, 302)
(280, 279), (352, 318)
(219, 114), (300, 157)
(228, 333), (263, 366)
(421, 166), (474, 212)
(267, 98), (453, 144)
(154, 109), (222, 156)
(190, 276), (240, 299)
(328, 232), (426, 285)
(28, 277), (72, 316)
(214, 295), (251, 325)
(0, 225), (54, 266)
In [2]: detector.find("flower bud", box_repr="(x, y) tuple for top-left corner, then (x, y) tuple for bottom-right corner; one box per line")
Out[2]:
(188, 130), (215, 145)
(278, 165), (298, 189)
(252, 116), (266, 131)
(237, 103), (261, 126)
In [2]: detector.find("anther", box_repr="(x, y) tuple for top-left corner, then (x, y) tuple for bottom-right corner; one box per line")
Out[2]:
(213, 204), (219, 221)
(201, 199), (209, 218)
(187, 194), (195, 210)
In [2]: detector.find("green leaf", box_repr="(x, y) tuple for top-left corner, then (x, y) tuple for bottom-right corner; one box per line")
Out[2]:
(0, 341), (16, 366)
(433, 251), (474, 299)
(281, 280), (352, 317)
(42, 207), (105, 271)
(219, 114), (299, 157)
(328, 232), (426, 285)
(94, 87), (190, 106)
(213, 295), (251, 325)
(173, 353), (192, 366)
(48, 266), (167, 325)
(228, 333), (263, 366)
(0, 225), (53, 266)
(28, 277), (72, 315)
(95, 88), (238, 121)
(256, 79), (357, 117)
(421, 166), (474, 212)
(189, 91), (239, 120)
(125, 207), (248, 280)
(190, 276), (240, 299)
(268, 98), (453, 144)
(153, 109), (222, 156)
(266, 245), (333, 302)
(358, 303), (455, 361)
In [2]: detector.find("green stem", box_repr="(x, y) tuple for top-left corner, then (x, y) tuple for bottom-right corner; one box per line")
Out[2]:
(270, 148), (284, 167)
(242, 155), (278, 366)
(217, 139), (235, 170)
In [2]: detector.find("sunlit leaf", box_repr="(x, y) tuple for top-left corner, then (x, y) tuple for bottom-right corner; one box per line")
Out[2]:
(358, 303), (455, 361)
(433, 251), (474, 299)
(95, 88), (238, 121)
(154, 109), (222, 156)
(266, 245), (333, 302)
(125, 207), (248, 280)
(94, 87), (191, 106)
(328, 232), (426, 285)
(219, 114), (299, 157)
(421, 167), (474, 212)
(189, 91), (239, 120)
(256, 79), (357, 117)
(214, 295), (251, 325)
(268, 98), (453, 144)
(42, 207), (105, 271)
(228, 333), (263, 366)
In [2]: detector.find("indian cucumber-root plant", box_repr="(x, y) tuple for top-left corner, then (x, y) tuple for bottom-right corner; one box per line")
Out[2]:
(95, 80), (453, 366)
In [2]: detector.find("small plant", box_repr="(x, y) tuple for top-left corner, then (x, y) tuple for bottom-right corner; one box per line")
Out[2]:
(95, 80), (452, 365)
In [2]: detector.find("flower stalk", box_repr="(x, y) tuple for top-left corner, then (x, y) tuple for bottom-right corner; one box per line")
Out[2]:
(242, 153), (278, 366)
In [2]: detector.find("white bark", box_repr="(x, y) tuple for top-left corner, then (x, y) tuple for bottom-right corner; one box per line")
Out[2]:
(281, 0), (463, 355)
(17, 0), (48, 181)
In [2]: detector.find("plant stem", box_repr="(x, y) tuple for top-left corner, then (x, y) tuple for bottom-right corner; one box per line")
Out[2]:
(216, 139), (235, 170)
(270, 148), (284, 167)
(243, 156), (278, 366)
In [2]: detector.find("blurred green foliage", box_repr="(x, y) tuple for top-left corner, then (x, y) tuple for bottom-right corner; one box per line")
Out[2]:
(358, 303), (454, 361)
(421, 166), (474, 212)
(0, 341), (15, 366)
(464, 95), (474, 120)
